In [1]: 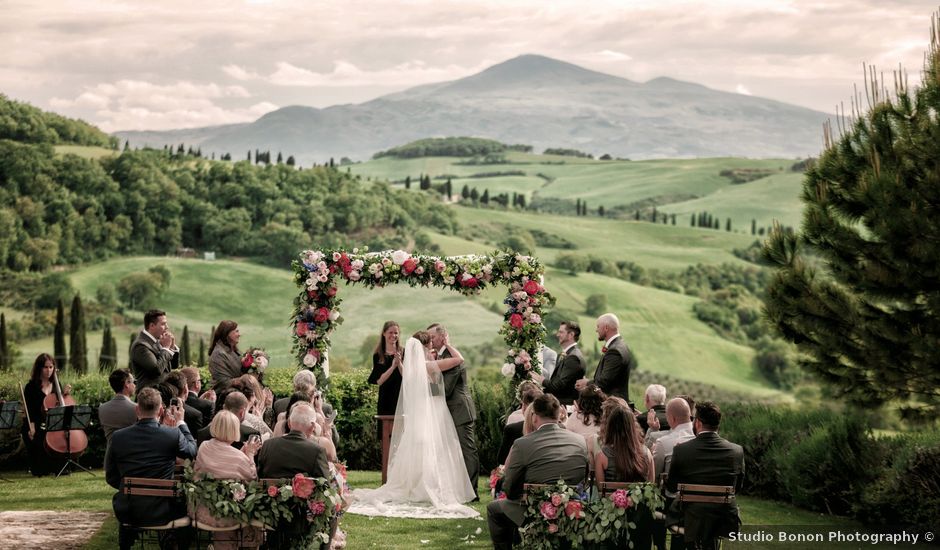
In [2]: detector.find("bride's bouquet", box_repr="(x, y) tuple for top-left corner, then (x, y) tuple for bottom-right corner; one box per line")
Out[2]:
(241, 347), (269, 374)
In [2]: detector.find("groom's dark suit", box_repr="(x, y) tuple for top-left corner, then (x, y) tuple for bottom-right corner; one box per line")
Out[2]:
(131, 330), (179, 391)
(593, 335), (635, 402)
(439, 346), (479, 495)
(542, 345), (585, 405)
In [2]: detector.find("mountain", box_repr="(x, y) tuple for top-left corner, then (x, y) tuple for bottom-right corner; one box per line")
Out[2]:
(116, 54), (829, 163)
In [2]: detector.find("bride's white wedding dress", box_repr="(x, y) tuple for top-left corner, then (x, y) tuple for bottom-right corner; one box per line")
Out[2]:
(347, 337), (478, 518)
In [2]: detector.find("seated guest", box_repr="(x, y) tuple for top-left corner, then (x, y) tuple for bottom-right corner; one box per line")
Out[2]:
(487, 394), (589, 550)
(273, 391), (311, 437)
(273, 369), (318, 418)
(531, 321), (586, 406)
(105, 387), (197, 550)
(650, 398), (695, 550)
(565, 382), (606, 437)
(193, 411), (262, 549)
(180, 366), (214, 422)
(258, 403), (334, 550)
(274, 397), (337, 461)
(666, 401), (745, 550)
(495, 383), (543, 465)
(196, 390), (260, 448)
(166, 371), (204, 433)
(98, 369), (138, 446)
(595, 397), (655, 550)
(637, 384), (669, 433)
(505, 380), (541, 425)
(230, 376), (273, 441)
(646, 394), (695, 450)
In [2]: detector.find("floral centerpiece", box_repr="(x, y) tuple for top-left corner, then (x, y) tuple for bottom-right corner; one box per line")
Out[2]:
(519, 479), (590, 549)
(291, 248), (554, 388)
(241, 347), (269, 375)
(584, 482), (664, 548)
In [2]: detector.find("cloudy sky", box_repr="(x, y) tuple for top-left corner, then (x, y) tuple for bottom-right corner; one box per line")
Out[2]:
(2, 0), (935, 132)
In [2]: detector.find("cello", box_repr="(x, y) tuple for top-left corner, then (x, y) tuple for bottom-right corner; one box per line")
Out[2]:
(43, 369), (88, 460)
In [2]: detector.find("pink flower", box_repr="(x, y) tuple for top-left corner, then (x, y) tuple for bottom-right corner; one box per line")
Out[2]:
(348, 270), (361, 281)
(267, 485), (279, 497)
(292, 474), (314, 499)
(232, 484), (246, 501)
(611, 489), (632, 509)
(564, 500), (582, 519)
(530, 313), (541, 324)
(296, 323), (308, 337)
(509, 314), (524, 329)
(415, 266), (425, 275)
(524, 280), (541, 295)
(332, 252), (341, 261)
(547, 523), (558, 534)
(551, 493), (563, 506)
(539, 501), (557, 520)
(434, 260), (446, 273)
(314, 307), (330, 323)
(326, 287), (338, 297)
(308, 500), (326, 516)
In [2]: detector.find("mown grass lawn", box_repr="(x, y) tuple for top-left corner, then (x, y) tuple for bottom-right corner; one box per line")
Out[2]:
(0, 468), (906, 550)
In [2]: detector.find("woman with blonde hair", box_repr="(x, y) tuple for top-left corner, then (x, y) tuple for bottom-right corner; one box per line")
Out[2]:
(193, 410), (262, 548)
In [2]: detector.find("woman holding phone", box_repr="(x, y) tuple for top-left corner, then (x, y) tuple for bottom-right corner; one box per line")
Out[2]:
(193, 410), (262, 548)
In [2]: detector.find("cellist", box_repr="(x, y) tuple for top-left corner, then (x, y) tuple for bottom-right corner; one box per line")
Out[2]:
(21, 353), (71, 476)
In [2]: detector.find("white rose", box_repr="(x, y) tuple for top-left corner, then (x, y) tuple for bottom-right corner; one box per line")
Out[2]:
(256, 356), (269, 370)
(391, 250), (410, 265)
(329, 310), (340, 321)
(352, 259), (364, 270)
(501, 363), (515, 377)
(303, 353), (316, 367)
(381, 257), (392, 267)
(375, 270), (383, 279)
(332, 252), (341, 261)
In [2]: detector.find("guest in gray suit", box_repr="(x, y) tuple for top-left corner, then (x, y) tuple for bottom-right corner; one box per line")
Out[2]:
(208, 320), (243, 391)
(130, 309), (179, 391)
(428, 323), (480, 499)
(487, 394), (589, 549)
(576, 313), (637, 403)
(98, 369), (138, 446)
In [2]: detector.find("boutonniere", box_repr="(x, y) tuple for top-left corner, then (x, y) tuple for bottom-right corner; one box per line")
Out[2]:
(601, 347), (608, 353)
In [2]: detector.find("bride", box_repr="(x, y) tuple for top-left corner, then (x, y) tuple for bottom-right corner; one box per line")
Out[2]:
(348, 331), (478, 518)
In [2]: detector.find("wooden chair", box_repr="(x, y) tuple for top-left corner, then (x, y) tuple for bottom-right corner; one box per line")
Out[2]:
(521, 483), (549, 503)
(669, 483), (736, 537)
(597, 480), (632, 497)
(120, 477), (191, 548)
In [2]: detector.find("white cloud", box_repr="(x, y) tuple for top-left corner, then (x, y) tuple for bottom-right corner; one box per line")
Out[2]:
(735, 84), (752, 95)
(257, 59), (490, 87)
(594, 49), (632, 62)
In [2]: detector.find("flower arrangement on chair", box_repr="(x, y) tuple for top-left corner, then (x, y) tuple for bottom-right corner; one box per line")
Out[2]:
(519, 480), (589, 549)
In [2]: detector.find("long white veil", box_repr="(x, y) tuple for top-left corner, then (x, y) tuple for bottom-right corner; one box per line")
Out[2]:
(347, 337), (477, 518)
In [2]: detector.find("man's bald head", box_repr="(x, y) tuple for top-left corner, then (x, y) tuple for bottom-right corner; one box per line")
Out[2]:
(666, 397), (692, 426)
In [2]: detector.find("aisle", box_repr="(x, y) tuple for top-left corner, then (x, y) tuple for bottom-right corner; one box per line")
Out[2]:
(0, 511), (109, 550)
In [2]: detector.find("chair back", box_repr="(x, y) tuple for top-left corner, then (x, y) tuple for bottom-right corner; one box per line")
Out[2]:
(597, 481), (633, 497)
(522, 483), (549, 503)
(676, 483), (734, 504)
(122, 477), (182, 498)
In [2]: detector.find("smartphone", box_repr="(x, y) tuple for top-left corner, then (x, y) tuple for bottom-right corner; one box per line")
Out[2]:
(170, 397), (181, 408)
(247, 434), (261, 446)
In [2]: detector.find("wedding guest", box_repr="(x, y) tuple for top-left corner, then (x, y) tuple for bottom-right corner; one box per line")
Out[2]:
(645, 394), (695, 450)
(272, 370), (339, 441)
(98, 368), (137, 446)
(595, 397), (655, 550)
(566, 382), (607, 470)
(487, 394), (588, 550)
(532, 321), (586, 406)
(496, 383), (543, 465)
(505, 380), (541, 425)
(131, 309), (180, 391)
(637, 384), (669, 433)
(165, 371), (204, 433)
(272, 391), (311, 437)
(193, 411), (262, 549)
(368, 321), (403, 418)
(208, 320), (242, 391)
(575, 313), (637, 403)
(21, 353), (71, 476)
(196, 390), (260, 448)
(650, 398), (695, 550)
(231, 375), (273, 440)
(180, 366), (214, 422)
(277, 398), (337, 461)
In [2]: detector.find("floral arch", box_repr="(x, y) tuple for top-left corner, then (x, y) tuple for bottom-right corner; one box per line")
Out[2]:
(291, 248), (554, 386)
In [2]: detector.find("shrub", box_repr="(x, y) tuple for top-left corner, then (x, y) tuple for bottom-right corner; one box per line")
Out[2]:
(472, 379), (512, 472)
(324, 370), (380, 471)
(585, 294), (607, 316)
(858, 431), (940, 530)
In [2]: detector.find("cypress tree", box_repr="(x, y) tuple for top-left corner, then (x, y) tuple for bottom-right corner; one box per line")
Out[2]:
(286, 155), (295, 166)
(481, 189), (490, 205)
(635, 210), (641, 221)
(671, 214), (676, 225)
(181, 325), (191, 366)
(461, 184), (469, 199)
(751, 219), (757, 235)
(726, 218), (732, 232)
(0, 313), (8, 371)
(69, 294), (87, 375)
(54, 300), (67, 368)
(446, 178), (453, 200)
(99, 322), (113, 373)
(576, 199), (582, 216)
(518, 194), (526, 209)
(128, 333), (135, 369)
(652, 207), (658, 223)
(277, 152), (283, 164)
(598, 205), (605, 217)
(109, 332), (118, 371)
(764, 15), (940, 418)
(470, 188), (479, 202)
(405, 176), (411, 190)
(582, 201), (588, 216)
(198, 337), (206, 367)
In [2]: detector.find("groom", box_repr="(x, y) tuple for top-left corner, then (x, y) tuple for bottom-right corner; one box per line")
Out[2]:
(428, 323), (480, 500)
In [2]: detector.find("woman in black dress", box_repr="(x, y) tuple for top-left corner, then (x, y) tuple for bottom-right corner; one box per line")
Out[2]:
(368, 321), (403, 422)
(21, 353), (70, 476)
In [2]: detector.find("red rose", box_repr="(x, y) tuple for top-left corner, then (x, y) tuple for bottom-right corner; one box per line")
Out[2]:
(314, 307), (330, 323)
(524, 280), (541, 295)
(564, 500), (582, 519)
(462, 276), (478, 288)
(326, 287), (338, 297)
(292, 474), (314, 499)
(307, 289), (318, 299)
(296, 323), (308, 337)
(308, 500), (326, 516)
(402, 258), (418, 275)
(267, 485), (279, 497)
(241, 354), (253, 369)
(509, 313), (524, 329)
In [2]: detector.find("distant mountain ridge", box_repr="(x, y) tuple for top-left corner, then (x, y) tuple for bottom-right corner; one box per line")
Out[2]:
(116, 54), (829, 163)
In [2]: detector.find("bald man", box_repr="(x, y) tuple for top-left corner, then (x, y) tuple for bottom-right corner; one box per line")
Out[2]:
(575, 313), (636, 402)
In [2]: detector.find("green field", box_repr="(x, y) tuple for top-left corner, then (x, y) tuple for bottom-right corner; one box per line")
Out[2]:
(351, 153), (803, 230)
(54, 144), (118, 159)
